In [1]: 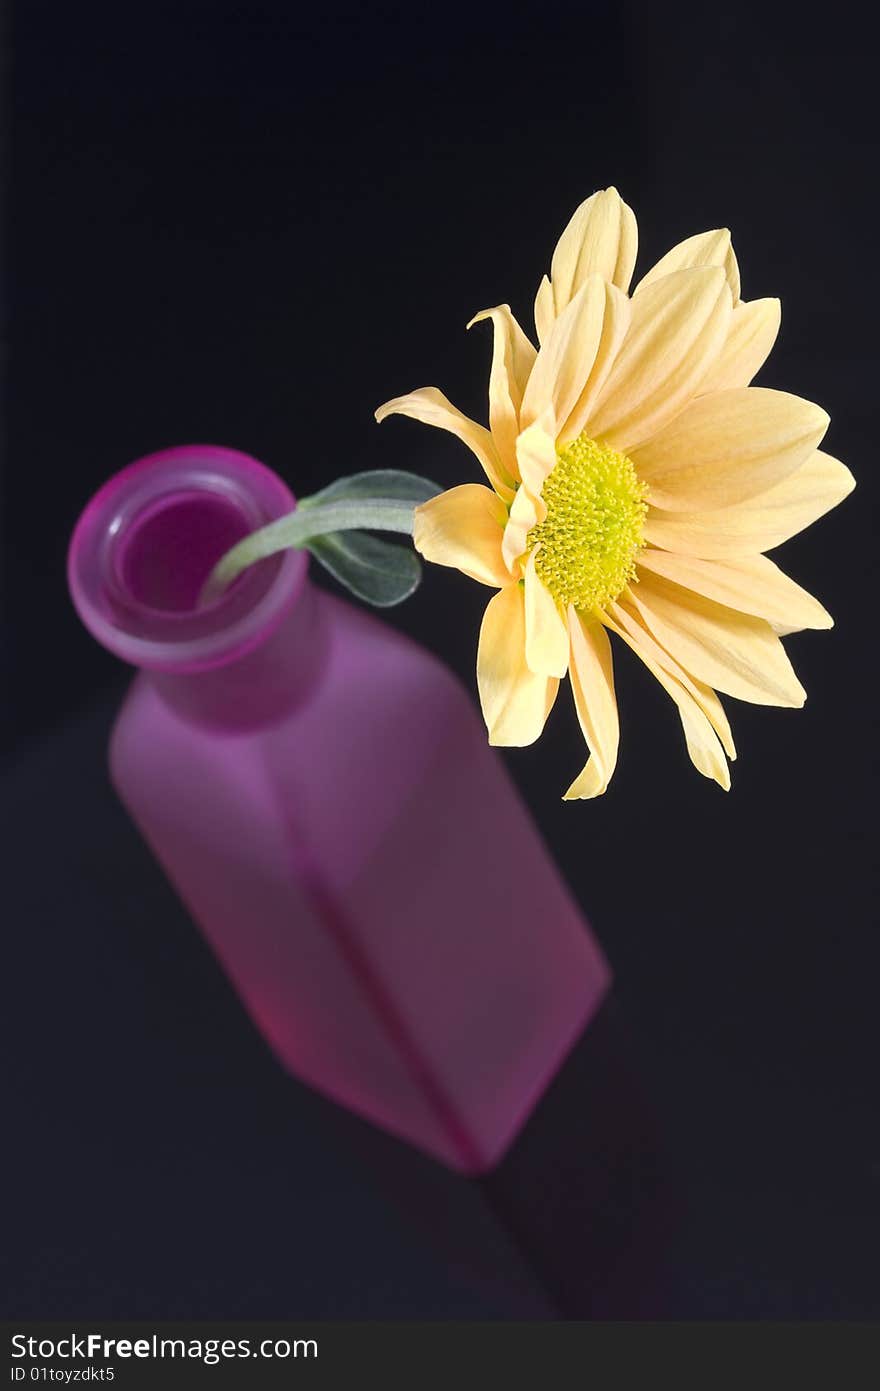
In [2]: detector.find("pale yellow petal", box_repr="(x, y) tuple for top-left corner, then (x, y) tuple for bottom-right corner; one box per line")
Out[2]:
(520, 275), (609, 434)
(467, 305), (537, 480)
(607, 597), (736, 759)
(698, 298), (781, 395)
(562, 761), (609, 800)
(375, 386), (515, 500)
(634, 228), (740, 303)
(524, 547), (569, 677)
(630, 387), (829, 512)
(501, 482), (542, 574)
(477, 585), (559, 745)
(603, 605), (731, 788)
(561, 283), (631, 443)
(626, 569), (806, 707)
(549, 187), (638, 315)
(412, 484), (510, 588)
(563, 610), (619, 799)
(643, 450), (855, 558)
(534, 275), (554, 347)
(586, 267), (732, 451)
(636, 549), (833, 632)
(515, 415), (558, 496)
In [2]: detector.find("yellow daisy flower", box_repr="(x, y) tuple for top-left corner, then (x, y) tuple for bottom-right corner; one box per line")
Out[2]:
(376, 187), (854, 798)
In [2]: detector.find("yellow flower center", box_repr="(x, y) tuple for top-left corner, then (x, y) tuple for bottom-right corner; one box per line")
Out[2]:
(526, 432), (648, 612)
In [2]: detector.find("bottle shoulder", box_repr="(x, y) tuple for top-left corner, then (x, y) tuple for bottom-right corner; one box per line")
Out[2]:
(317, 589), (474, 708)
(109, 595), (488, 850)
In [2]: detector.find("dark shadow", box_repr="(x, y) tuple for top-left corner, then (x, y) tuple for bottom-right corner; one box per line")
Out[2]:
(322, 996), (679, 1319)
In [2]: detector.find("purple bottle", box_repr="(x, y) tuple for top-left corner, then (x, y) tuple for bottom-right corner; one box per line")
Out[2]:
(68, 444), (610, 1173)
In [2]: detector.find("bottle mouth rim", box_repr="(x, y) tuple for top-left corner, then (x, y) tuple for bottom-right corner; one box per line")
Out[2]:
(68, 445), (308, 673)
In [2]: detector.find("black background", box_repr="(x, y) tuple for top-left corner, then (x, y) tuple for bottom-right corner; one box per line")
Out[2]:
(4, 0), (879, 1319)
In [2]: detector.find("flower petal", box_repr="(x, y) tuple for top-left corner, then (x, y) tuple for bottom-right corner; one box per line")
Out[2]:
(477, 585), (559, 745)
(603, 605), (731, 789)
(375, 386), (515, 500)
(636, 549), (833, 632)
(515, 415), (558, 496)
(520, 275), (609, 435)
(548, 187), (638, 316)
(631, 387), (829, 511)
(467, 305), (537, 480)
(562, 283), (631, 443)
(502, 479), (543, 574)
(607, 597), (736, 759)
(626, 569), (806, 707)
(698, 298), (781, 395)
(563, 610), (619, 799)
(634, 227), (740, 303)
(524, 547), (569, 677)
(412, 484), (510, 587)
(586, 267), (732, 451)
(534, 274), (554, 347)
(643, 450), (855, 558)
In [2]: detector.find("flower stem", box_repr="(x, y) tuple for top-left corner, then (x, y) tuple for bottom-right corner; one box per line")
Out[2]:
(200, 494), (423, 606)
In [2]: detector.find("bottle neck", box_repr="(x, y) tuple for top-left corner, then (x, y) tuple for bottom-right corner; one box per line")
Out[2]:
(69, 445), (327, 730)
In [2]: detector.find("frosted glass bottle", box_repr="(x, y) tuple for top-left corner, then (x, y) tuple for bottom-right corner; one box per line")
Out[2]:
(68, 445), (610, 1173)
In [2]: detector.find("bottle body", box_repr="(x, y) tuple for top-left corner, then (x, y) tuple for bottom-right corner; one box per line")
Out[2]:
(70, 446), (611, 1173)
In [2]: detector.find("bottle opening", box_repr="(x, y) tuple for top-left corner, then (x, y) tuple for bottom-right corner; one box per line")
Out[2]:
(115, 490), (252, 613)
(68, 445), (307, 673)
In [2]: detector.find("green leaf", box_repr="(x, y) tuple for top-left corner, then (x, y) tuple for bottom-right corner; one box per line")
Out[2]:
(301, 468), (442, 509)
(199, 467), (441, 606)
(307, 531), (423, 607)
